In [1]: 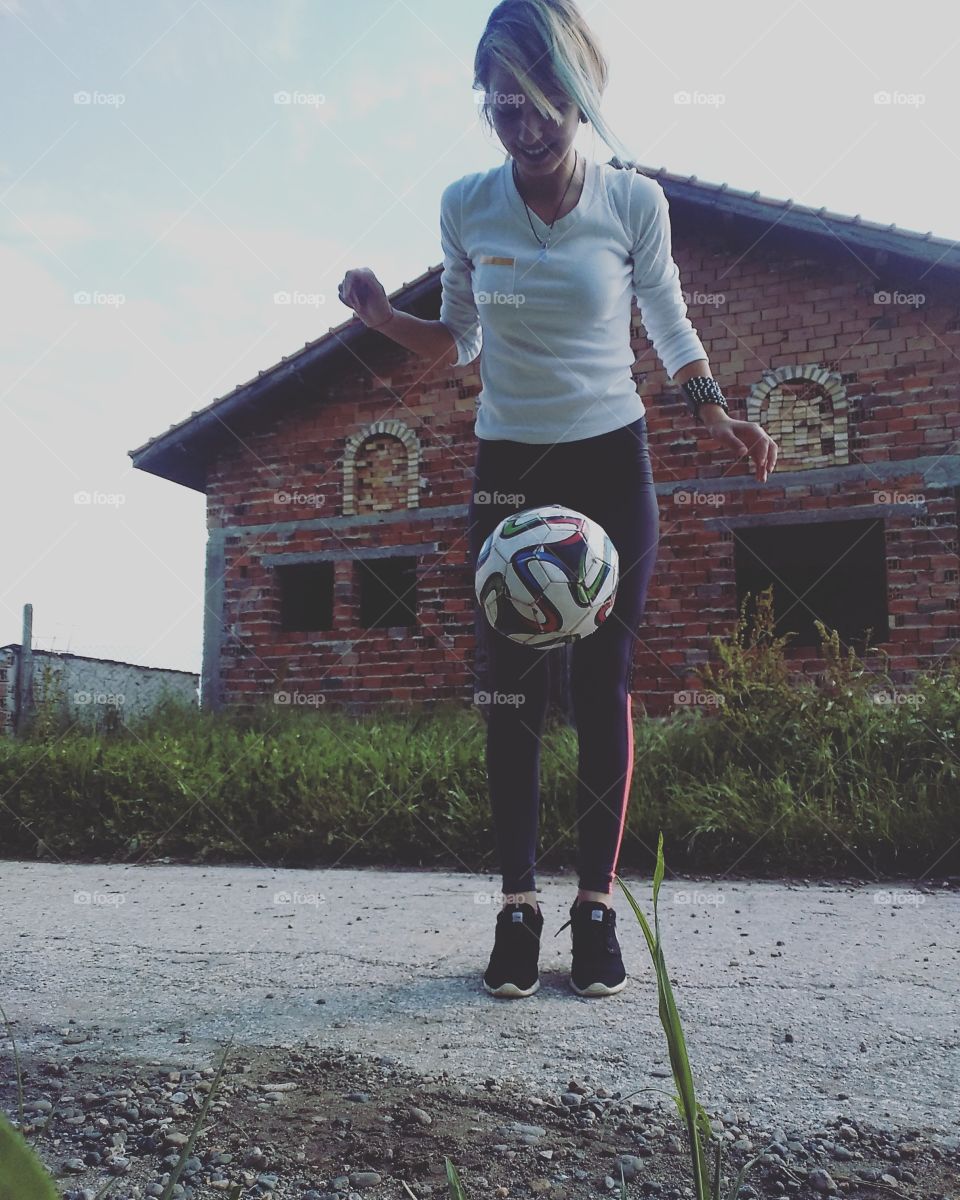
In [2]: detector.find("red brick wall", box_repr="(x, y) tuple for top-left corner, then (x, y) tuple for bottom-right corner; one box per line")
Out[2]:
(208, 350), (483, 714)
(206, 233), (960, 717)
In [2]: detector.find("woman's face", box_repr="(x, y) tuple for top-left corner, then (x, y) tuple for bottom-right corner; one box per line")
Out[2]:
(485, 63), (582, 179)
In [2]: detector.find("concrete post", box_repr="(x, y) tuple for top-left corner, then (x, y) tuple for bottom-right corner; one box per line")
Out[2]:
(14, 603), (34, 736)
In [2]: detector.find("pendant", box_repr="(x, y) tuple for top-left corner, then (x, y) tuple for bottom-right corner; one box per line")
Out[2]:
(537, 243), (549, 262)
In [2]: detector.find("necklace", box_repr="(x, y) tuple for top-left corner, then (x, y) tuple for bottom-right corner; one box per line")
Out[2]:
(512, 149), (579, 260)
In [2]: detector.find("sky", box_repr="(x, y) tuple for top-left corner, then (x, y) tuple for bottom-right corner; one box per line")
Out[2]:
(1, 0), (957, 675)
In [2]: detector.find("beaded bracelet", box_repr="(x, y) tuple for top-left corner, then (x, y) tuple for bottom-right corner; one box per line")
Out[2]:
(680, 375), (730, 424)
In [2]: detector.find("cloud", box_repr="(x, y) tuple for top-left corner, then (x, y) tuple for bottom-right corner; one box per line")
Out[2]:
(262, 0), (308, 61)
(342, 70), (410, 120)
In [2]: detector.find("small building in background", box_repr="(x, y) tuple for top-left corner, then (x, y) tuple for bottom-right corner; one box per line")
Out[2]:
(1, 605), (199, 735)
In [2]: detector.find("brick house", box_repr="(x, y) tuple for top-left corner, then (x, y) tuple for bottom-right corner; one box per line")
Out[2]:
(129, 164), (960, 718)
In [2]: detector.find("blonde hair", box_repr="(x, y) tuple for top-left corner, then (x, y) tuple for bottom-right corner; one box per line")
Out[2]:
(474, 0), (636, 164)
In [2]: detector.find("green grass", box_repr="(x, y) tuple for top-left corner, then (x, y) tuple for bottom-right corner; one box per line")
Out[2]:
(618, 835), (766, 1199)
(2, 587), (958, 875)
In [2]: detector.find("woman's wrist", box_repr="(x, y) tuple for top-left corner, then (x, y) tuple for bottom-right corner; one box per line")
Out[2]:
(699, 402), (732, 425)
(365, 306), (396, 330)
(679, 374), (731, 425)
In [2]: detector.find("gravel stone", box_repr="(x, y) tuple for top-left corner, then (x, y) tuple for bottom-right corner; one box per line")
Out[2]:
(807, 1167), (838, 1193)
(349, 1171), (382, 1188)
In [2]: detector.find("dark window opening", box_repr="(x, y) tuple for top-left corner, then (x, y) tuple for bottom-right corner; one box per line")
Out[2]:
(277, 562), (334, 632)
(359, 556), (418, 628)
(733, 518), (889, 651)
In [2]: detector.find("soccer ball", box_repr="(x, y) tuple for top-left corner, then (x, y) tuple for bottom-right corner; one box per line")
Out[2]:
(475, 504), (619, 648)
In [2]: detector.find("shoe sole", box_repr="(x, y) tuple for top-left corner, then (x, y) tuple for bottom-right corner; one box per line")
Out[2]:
(569, 975), (627, 996)
(483, 977), (540, 998)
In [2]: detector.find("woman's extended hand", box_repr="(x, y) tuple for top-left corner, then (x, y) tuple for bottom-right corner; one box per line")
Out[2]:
(700, 409), (779, 483)
(337, 267), (394, 329)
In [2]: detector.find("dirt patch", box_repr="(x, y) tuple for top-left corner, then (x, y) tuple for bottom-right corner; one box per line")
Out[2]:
(3, 1037), (957, 1200)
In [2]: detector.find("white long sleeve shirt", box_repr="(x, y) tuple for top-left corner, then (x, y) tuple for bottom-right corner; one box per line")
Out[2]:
(439, 156), (707, 443)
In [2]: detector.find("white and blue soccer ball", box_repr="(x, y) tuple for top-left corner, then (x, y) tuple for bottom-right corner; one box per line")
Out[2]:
(475, 504), (619, 648)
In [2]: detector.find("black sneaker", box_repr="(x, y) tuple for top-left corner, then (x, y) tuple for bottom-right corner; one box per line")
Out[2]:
(555, 899), (627, 996)
(482, 902), (543, 998)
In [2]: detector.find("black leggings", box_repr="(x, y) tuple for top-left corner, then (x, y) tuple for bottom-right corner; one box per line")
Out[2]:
(467, 415), (660, 896)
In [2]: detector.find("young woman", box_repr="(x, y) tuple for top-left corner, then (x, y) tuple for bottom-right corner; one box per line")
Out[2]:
(339, 0), (778, 999)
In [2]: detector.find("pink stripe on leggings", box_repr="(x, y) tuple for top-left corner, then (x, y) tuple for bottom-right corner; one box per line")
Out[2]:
(608, 691), (634, 888)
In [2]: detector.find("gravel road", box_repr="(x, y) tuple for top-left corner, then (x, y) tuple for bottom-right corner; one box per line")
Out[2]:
(2, 860), (957, 1146)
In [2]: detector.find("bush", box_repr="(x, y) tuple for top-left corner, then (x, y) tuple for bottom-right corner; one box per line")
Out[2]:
(1, 589), (957, 876)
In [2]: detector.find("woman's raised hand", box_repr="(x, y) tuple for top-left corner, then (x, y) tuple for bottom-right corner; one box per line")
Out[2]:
(338, 268), (394, 328)
(701, 410), (779, 483)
